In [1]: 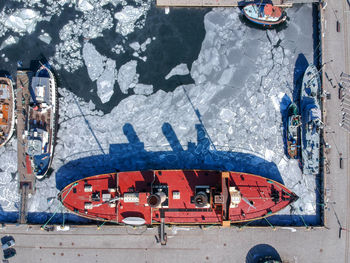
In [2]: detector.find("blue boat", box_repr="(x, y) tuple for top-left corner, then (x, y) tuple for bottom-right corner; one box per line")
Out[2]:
(242, 3), (287, 26)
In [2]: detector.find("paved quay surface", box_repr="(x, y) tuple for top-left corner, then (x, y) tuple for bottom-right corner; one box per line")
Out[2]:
(1, 2), (350, 263)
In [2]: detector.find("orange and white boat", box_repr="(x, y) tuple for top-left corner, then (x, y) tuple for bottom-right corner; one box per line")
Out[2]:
(0, 77), (15, 147)
(59, 170), (298, 226)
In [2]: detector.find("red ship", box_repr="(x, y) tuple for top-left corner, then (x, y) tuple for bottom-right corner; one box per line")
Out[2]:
(59, 170), (298, 226)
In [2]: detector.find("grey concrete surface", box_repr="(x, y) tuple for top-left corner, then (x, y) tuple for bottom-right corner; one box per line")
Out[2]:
(1, 1), (349, 263)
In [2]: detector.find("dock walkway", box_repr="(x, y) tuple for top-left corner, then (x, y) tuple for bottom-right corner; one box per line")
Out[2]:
(16, 70), (35, 224)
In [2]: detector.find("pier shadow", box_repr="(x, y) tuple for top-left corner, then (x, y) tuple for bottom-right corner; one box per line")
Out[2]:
(280, 94), (292, 158)
(55, 122), (283, 191)
(246, 244), (281, 263)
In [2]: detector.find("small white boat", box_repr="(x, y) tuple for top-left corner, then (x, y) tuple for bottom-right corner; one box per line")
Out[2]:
(122, 217), (146, 226)
(25, 64), (57, 179)
(242, 3), (287, 26)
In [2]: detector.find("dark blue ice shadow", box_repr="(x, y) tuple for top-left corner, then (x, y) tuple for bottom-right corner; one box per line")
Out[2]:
(26, 212), (91, 225)
(55, 122), (283, 191)
(246, 244), (281, 263)
(0, 204), (18, 224)
(280, 94), (292, 158)
(293, 53), (309, 103)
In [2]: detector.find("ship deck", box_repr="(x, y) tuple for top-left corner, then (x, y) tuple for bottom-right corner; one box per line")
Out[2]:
(60, 170), (297, 225)
(0, 78), (14, 146)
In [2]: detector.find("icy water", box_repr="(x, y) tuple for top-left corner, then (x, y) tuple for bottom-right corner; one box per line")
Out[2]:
(0, 2), (322, 226)
(0, 3), (210, 113)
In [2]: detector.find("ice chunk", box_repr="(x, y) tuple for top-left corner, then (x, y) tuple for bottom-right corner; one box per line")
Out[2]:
(52, 7), (113, 72)
(5, 9), (41, 34)
(134, 83), (153, 95)
(270, 95), (280, 111)
(115, 6), (145, 36)
(96, 59), (116, 103)
(112, 44), (125, 55)
(129, 42), (140, 51)
(118, 60), (139, 94)
(38, 33), (52, 44)
(77, 0), (94, 12)
(83, 42), (104, 81)
(218, 67), (234, 85)
(165, 63), (190, 80)
(219, 108), (236, 123)
(0, 36), (19, 50)
(83, 42), (116, 103)
(140, 38), (152, 52)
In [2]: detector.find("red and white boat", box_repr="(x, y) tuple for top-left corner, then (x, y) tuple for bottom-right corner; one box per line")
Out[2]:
(59, 170), (298, 225)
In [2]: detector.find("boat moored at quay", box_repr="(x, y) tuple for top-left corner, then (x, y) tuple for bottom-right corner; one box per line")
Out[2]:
(24, 64), (57, 179)
(300, 64), (322, 176)
(286, 102), (301, 159)
(59, 170), (298, 225)
(242, 3), (287, 26)
(0, 76), (15, 147)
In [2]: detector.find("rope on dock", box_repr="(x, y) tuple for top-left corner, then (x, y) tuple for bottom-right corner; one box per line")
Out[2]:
(40, 182), (78, 230)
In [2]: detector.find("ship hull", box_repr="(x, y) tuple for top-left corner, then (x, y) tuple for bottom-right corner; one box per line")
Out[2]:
(0, 77), (15, 147)
(59, 170), (298, 225)
(300, 64), (321, 175)
(286, 103), (301, 159)
(242, 3), (287, 26)
(25, 64), (57, 179)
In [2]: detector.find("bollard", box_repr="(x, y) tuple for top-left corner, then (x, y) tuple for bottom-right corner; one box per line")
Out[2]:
(337, 21), (341, 32)
(339, 153), (343, 169)
(339, 86), (344, 100)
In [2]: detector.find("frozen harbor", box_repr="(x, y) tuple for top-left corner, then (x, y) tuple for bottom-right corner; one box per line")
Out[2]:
(0, 1), (320, 226)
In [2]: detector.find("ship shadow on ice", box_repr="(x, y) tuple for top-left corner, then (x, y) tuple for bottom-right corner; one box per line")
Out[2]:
(279, 53), (308, 159)
(0, 207), (18, 224)
(55, 122), (283, 191)
(293, 53), (309, 103)
(280, 94), (292, 158)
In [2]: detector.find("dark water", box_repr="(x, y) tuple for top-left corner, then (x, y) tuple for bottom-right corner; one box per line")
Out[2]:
(0, 4), (210, 114)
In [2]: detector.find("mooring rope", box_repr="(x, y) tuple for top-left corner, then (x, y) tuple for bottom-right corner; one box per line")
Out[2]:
(40, 182), (78, 230)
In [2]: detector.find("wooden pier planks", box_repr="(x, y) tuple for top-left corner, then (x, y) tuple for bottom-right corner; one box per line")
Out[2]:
(16, 70), (36, 223)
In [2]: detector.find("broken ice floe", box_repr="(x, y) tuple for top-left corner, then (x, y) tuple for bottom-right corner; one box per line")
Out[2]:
(38, 32), (52, 45)
(134, 84), (153, 95)
(0, 36), (19, 50)
(83, 42), (117, 103)
(118, 60), (139, 94)
(165, 63), (190, 80)
(0, 139), (20, 213)
(52, 7), (114, 72)
(114, 3), (151, 37)
(0, 4), (318, 225)
(4, 9), (42, 35)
